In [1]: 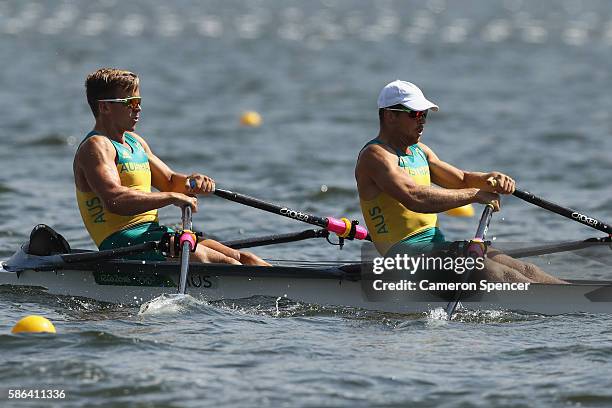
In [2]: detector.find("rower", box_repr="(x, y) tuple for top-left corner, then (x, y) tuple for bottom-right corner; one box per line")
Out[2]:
(73, 68), (269, 266)
(354, 80), (566, 284)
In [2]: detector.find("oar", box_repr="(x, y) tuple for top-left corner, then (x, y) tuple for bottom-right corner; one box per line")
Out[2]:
(221, 229), (330, 249)
(486, 177), (611, 234)
(487, 177), (612, 235)
(213, 188), (371, 241)
(445, 204), (495, 319)
(177, 206), (196, 294)
(504, 236), (612, 258)
(513, 188), (612, 235)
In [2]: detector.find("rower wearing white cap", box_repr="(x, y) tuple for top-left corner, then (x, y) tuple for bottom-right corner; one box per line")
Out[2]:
(355, 80), (565, 283)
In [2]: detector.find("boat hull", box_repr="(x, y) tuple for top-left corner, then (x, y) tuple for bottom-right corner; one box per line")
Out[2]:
(2, 260), (612, 314)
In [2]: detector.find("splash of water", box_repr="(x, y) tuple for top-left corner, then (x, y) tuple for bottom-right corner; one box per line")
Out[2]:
(138, 293), (204, 315)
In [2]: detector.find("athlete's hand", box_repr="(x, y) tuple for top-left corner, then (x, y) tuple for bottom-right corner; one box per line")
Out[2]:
(483, 172), (515, 194)
(186, 173), (216, 195)
(474, 190), (501, 211)
(171, 193), (198, 213)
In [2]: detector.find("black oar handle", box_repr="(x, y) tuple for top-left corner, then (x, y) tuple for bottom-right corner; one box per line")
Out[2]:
(514, 189), (611, 235)
(214, 188), (330, 229)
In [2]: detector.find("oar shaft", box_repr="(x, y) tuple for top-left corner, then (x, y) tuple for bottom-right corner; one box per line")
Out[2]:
(446, 204), (494, 319)
(214, 188), (370, 241)
(514, 189), (611, 235)
(61, 241), (158, 264)
(215, 189), (329, 228)
(221, 229), (329, 249)
(504, 236), (612, 258)
(178, 243), (190, 294)
(473, 204), (494, 241)
(182, 206), (193, 231)
(177, 206), (194, 294)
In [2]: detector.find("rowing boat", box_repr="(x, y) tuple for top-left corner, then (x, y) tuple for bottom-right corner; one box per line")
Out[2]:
(2, 186), (610, 316)
(2, 234), (612, 315)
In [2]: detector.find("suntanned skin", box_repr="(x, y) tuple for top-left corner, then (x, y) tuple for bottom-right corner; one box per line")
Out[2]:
(74, 87), (269, 266)
(355, 108), (566, 284)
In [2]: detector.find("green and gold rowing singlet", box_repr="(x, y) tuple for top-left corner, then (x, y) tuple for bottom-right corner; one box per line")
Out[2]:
(359, 139), (437, 255)
(76, 131), (158, 247)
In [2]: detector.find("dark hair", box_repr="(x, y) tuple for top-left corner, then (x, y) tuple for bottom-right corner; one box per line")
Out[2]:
(378, 104), (406, 125)
(85, 68), (139, 117)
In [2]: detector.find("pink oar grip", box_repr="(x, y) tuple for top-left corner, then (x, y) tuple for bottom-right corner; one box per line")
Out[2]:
(352, 225), (369, 240)
(179, 232), (196, 251)
(326, 217), (369, 240)
(326, 217), (347, 234)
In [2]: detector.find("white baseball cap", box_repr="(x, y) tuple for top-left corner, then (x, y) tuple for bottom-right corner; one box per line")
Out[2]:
(377, 80), (439, 112)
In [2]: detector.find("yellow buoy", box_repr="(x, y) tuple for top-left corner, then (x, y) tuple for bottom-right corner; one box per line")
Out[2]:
(239, 111), (262, 127)
(445, 204), (475, 217)
(11, 315), (56, 334)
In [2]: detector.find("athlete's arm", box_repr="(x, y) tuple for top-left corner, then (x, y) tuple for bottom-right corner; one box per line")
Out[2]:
(356, 144), (499, 213)
(419, 143), (515, 194)
(77, 136), (196, 215)
(132, 134), (215, 195)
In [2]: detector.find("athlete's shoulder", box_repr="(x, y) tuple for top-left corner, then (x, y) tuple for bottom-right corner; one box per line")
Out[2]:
(360, 142), (389, 159)
(75, 135), (116, 168)
(361, 139), (396, 156)
(77, 133), (113, 154)
(357, 143), (398, 174)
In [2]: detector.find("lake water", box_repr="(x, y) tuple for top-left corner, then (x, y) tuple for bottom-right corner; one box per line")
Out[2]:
(1, 0), (612, 407)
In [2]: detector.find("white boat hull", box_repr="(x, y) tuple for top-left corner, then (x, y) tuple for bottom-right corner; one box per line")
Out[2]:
(2, 261), (612, 315)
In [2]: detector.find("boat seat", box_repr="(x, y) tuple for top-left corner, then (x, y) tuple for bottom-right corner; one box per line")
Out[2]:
(26, 224), (71, 256)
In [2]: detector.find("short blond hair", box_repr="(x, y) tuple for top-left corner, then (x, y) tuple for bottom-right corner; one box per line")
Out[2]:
(85, 68), (139, 117)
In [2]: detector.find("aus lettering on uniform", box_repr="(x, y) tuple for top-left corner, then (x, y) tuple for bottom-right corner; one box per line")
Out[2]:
(86, 197), (106, 223)
(369, 206), (389, 234)
(407, 166), (429, 176)
(119, 162), (150, 173)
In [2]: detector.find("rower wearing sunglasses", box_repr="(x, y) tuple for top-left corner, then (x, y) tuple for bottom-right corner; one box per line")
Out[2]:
(355, 80), (564, 284)
(73, 68), (269, 266)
